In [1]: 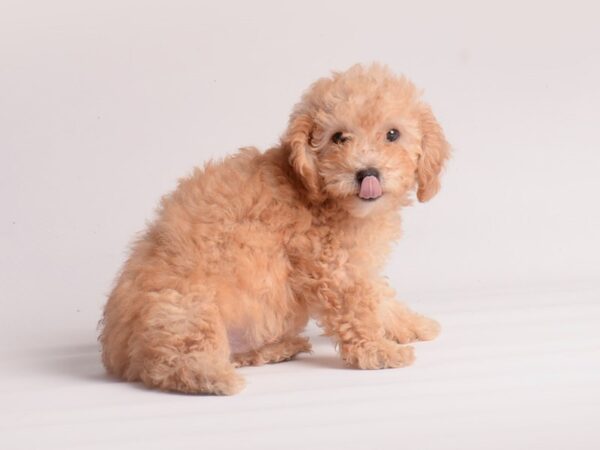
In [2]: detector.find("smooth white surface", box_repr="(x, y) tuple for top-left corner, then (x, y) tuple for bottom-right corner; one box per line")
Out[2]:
(1, 1), (599, 449)
(2, 286), (599, 449)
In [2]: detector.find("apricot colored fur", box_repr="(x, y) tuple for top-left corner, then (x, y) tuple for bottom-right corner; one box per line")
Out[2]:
(100, 64), (450, 395)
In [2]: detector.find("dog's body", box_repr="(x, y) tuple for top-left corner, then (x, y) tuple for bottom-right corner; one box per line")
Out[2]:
(100, 64), (450, 394)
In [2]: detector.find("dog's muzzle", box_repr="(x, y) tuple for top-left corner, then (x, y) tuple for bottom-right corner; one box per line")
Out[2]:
(356, 168), (382, 200)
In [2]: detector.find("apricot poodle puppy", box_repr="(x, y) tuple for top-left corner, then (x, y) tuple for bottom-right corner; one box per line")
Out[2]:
(100, 63), (450, 395)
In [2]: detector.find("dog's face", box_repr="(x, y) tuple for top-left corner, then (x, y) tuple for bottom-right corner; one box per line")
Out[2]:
(284, 64), (450, 217)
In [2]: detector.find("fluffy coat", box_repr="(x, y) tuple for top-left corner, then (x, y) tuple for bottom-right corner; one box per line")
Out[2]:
(100, 64), (450, 394)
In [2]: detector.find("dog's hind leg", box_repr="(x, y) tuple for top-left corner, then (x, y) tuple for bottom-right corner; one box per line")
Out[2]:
(126, 289), (244, 395)
(232, 335), (312, 368)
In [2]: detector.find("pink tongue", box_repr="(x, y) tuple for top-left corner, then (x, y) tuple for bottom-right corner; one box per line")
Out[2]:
(359, 175), (382, 199)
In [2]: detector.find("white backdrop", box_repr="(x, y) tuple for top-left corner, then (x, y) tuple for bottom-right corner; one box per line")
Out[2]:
(1, 1), (599, 449)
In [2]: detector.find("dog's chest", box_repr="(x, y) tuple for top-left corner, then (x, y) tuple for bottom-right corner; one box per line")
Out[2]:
(287, 225), (355, 277)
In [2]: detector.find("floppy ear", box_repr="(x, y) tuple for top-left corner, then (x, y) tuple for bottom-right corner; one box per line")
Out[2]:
(284, 112), (324, 203)
(416, 105), (450, 202)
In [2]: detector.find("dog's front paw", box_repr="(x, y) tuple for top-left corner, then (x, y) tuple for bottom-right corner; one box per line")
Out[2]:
(413, 316), (441, 341)
(341, 340), (415, 369)
(386, 315), (441, 344)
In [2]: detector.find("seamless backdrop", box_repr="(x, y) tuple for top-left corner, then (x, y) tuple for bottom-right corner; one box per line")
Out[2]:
(1, 1), (599, 449)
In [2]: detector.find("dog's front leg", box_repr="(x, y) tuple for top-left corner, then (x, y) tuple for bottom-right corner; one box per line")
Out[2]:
(311, 279), (415, 369)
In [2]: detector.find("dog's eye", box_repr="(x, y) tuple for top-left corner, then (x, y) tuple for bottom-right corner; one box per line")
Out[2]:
(386, 128), (400, 142)
(332, 132), (348, 144)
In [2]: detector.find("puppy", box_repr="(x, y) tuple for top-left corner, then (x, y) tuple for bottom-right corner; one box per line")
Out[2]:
(100, 63), (450, 395)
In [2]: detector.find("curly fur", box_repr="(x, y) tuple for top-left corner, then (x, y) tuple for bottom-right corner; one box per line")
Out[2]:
(100, 63), (450, 395)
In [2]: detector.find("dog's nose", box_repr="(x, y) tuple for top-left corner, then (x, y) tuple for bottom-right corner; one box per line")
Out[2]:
(355, 167), (380, 183)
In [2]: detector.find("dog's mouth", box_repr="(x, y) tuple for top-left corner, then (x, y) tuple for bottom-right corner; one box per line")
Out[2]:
(358, 175), (383, 201)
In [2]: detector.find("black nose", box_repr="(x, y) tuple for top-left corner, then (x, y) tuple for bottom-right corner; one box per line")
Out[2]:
(356, 167), (380, 183)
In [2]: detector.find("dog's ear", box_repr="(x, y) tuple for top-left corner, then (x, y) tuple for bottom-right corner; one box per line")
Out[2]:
(416, 105), (450, 202)
(284, 111), (324, 203)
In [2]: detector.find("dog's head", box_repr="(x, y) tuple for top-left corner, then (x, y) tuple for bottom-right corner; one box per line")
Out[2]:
(283, 64), (450, 217)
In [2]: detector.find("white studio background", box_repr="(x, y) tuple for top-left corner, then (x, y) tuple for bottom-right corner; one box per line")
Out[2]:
(1, 1), (599, 449)
(2, 0), (598, 343)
